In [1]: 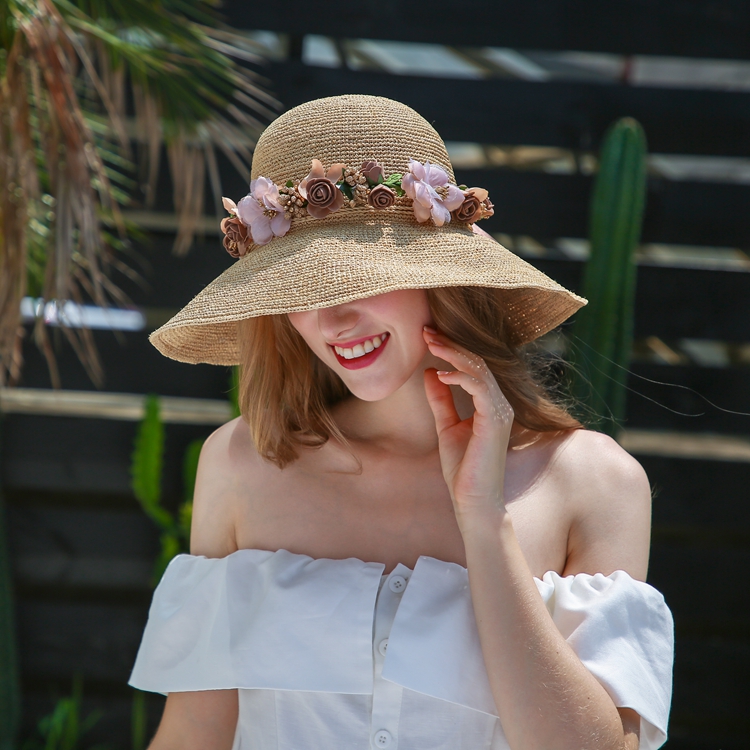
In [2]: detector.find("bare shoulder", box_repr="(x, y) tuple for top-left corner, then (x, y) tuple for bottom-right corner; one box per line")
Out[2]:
(189, 416), (277, 558)
(552, 429), (652, 580)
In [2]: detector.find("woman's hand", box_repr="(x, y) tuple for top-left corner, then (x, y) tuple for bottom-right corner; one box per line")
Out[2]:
(422, 327), (514, 529)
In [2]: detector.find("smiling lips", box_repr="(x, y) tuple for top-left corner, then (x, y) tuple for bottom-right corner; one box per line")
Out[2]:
(331, 332), (389, 370)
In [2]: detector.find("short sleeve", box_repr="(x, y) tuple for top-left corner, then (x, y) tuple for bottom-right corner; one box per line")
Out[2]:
(128, 549), (384, 695)
(536, 570), (674, 750)
(383, 559), (673, 750)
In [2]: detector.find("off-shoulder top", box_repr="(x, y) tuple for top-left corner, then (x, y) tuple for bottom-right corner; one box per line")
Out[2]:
(129, 549), (674, 750)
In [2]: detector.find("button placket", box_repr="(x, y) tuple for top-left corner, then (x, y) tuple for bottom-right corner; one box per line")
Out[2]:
(370, 563), (410, 750)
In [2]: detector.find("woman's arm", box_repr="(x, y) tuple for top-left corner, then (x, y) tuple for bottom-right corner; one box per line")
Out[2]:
(147, 691), (239, 750)
(423, 327), (650, 750)
(147, 422), (242, 750)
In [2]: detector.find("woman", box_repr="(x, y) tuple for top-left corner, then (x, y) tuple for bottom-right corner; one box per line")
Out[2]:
(130, 95), (673, 750)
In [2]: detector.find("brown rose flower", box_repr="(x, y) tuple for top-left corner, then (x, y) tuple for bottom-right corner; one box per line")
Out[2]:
(361, 159), (384, 184)
(368, 184), (396, 209)
(482, 197), (495, 219)
(452, 187), (489, 224)
(220, 216), (252, 258)
(298, 159), (346, 219)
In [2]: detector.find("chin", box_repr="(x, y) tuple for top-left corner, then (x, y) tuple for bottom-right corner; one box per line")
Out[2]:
(338, 372), (411, 402)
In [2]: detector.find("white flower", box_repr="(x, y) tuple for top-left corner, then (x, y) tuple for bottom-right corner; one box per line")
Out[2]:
(235, 177), (291, 246)
(401, 159), (465, 227)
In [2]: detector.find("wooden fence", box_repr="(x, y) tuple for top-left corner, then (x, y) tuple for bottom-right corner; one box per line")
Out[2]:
(2, 4), (749, 747)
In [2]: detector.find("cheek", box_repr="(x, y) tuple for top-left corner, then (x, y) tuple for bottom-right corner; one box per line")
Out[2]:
(286, 311), (324, 356)
(287, 311), (315, 340)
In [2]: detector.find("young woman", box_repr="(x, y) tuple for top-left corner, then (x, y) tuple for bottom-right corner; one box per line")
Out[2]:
(130, 95), (673, 750)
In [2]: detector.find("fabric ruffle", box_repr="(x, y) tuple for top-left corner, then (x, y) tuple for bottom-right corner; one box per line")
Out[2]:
(130, 549), (673, 750)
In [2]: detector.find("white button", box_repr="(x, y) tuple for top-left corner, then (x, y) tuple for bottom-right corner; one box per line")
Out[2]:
(373, 729), (393, 747)
(388, 575), (407, 593)
(378, 638), (389, 656)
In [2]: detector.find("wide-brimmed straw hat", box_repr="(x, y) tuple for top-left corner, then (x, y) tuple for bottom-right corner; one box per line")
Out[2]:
(150, 94), (586, 364)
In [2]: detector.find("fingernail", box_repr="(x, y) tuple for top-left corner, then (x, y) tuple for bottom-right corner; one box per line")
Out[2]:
(423, 325), (438, 334)
(436, 370), (451, 376)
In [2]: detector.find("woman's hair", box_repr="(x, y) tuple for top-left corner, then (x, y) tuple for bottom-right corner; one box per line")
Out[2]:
(238, 286), (581, 468)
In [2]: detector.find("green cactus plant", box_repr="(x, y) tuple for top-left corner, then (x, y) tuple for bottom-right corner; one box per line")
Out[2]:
(130, 395), (200, 584)
(568, 117), (648, 436)
(129, 396), (204, 750)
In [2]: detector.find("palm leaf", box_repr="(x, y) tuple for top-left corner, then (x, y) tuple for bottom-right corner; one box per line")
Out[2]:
(0, 0), (275, 384)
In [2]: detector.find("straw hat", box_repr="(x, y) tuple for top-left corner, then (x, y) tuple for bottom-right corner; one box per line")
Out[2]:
(150, 94), (586, 364)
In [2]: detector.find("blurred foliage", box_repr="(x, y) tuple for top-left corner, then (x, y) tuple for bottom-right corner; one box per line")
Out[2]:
(0, 0), (274, 387)
(130, 689), (146, 750)
(568, 117), (647, 436)
(131, 394), (201, 584)
(228, 365), (241, 419)
(21, 678), (109, 750)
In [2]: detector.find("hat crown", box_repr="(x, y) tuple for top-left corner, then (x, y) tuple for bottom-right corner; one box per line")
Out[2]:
(251, 94), (455, 185)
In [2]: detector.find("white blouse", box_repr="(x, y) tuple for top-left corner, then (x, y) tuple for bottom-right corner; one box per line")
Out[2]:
(129, 549), (674, 750)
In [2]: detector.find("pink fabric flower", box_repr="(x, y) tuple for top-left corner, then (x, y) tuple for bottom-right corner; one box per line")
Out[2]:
(401, 159), (464, 227)
(235, 177), (291, 246)
(361, 160), (384, 184)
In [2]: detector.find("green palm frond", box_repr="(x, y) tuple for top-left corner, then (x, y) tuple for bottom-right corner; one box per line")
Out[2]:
(0, 0), (274, 385)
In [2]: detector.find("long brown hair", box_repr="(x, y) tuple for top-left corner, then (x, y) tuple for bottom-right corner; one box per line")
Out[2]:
(238, 286), (581, 468)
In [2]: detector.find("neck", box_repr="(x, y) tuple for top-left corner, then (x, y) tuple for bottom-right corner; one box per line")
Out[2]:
(331, 352), (474, 457)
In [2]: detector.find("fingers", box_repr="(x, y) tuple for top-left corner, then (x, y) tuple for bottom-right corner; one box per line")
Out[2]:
(424, 367), (461, 434)
(423, 327), (514, 428)
(423, 328), (492, 380)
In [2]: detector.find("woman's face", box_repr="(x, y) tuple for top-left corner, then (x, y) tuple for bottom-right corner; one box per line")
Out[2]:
(288, 289), (435, 401)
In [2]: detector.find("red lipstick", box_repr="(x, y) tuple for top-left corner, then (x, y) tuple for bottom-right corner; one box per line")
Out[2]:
(331, 333), (390, 370)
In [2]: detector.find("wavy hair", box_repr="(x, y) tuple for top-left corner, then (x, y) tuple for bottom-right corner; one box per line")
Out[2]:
(238, 286), (581, 468)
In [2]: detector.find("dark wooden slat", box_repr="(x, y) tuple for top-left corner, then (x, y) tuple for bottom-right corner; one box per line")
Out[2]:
(460, 170), (750, 249)
(648, 544), (750, 622)
(1, 415), (212, 497)
(8, 504), (159, 592)
(642, 456), (750, 528)
(529, 259), (750, 343)
(625, 365), (750, 436)
(266, 62), (750, 156)
(668, 637), (750, 748)
(224, 1), (750, 60)
(16, 319), (233, 397)
(16, 599), (147, 683)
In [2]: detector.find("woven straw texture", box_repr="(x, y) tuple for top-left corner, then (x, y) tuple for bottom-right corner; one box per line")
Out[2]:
(150, 95), (586, 365)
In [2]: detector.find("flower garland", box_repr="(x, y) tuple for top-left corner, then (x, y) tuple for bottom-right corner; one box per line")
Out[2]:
(220, 158), (494, 258)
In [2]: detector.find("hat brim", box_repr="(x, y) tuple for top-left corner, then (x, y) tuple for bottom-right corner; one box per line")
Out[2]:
(150, 210), (586, 365)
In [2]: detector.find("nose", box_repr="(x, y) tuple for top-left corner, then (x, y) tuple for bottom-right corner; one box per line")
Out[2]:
(317, 302), (361, 341)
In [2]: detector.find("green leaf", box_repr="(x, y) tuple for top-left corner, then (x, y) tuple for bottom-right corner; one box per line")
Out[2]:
(130, 395), (172, 530)
(177, 500), (193, 545)
(338, 182), (353, 201)
(182, 438), (204, 506)
(153, 532), (183, 583)
(228, 366), (241, 419)
(286, 180), (294, 188)
(131, 689), (147, 750)
(382, 173), (405, 196)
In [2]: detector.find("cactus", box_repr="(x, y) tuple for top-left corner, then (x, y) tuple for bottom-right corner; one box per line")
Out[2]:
(569, 118), (648, 436)
(130, 396), (204, 583)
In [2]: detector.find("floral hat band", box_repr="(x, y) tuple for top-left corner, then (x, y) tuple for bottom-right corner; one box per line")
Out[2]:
(220, 157), (494, 258)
